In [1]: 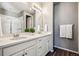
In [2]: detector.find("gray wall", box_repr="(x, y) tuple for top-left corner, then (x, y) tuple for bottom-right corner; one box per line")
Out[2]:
(54, 2), (78, 51)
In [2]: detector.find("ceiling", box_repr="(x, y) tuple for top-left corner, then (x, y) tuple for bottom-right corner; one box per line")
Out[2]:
(0, 2), (40, 14)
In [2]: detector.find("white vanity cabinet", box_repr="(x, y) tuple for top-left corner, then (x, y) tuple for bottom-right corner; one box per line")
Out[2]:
(37, 35), (53, 56)
(36, 36), (49, 56)
(0, 34), (53, 56)
(3, 40), (36, 56)
(12, 45), (37, 56)
(24, 45), (36, 56)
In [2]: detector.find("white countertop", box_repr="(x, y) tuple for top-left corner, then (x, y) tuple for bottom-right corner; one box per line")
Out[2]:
(0, 32), (52, 48)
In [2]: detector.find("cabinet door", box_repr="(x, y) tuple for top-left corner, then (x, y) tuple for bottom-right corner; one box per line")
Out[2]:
(41, 37), (49, 55)
(11, 50), (24, 56)
(24, 45), (36, 56)
(36, 45), (43, 56)
(12, 45), (36, 56)
(36, 36), (49, 56)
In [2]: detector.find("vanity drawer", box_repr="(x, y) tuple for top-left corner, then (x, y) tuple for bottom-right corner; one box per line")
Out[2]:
(36, 39), (45, 56)
(37, 37), (45, 43)
(3, 40), (36, 56)
(37, 36), (49, 42)
(11, 50), (24, 56)
(12, 45), (36, 56)
(36, 36), (49, 56)
(36, 45), (43, 56)
(24, 45), (36, 56)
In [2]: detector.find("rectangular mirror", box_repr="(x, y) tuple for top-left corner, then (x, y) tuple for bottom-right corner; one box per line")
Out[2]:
(0, 2), (43, 36)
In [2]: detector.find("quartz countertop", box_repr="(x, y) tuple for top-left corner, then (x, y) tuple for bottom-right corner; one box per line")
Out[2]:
(0, 32), (52, 48)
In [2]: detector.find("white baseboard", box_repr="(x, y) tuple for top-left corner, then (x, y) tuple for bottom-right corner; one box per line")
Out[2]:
(50, 49), (54, 52)
(54, 45), (79, 54)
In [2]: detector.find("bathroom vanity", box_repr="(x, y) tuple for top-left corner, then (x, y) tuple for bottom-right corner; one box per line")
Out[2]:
(0, 32), (53, 56)
(0, 2), (53, 56)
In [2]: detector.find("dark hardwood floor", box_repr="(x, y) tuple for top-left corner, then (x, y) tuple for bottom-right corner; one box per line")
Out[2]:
(46, 48), (79, 56)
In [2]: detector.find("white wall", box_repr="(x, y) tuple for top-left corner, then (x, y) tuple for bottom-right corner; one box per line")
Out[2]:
(35, 2), (53, 32)
(35, 10), (42, 31)
(42, 3), (53, 32)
